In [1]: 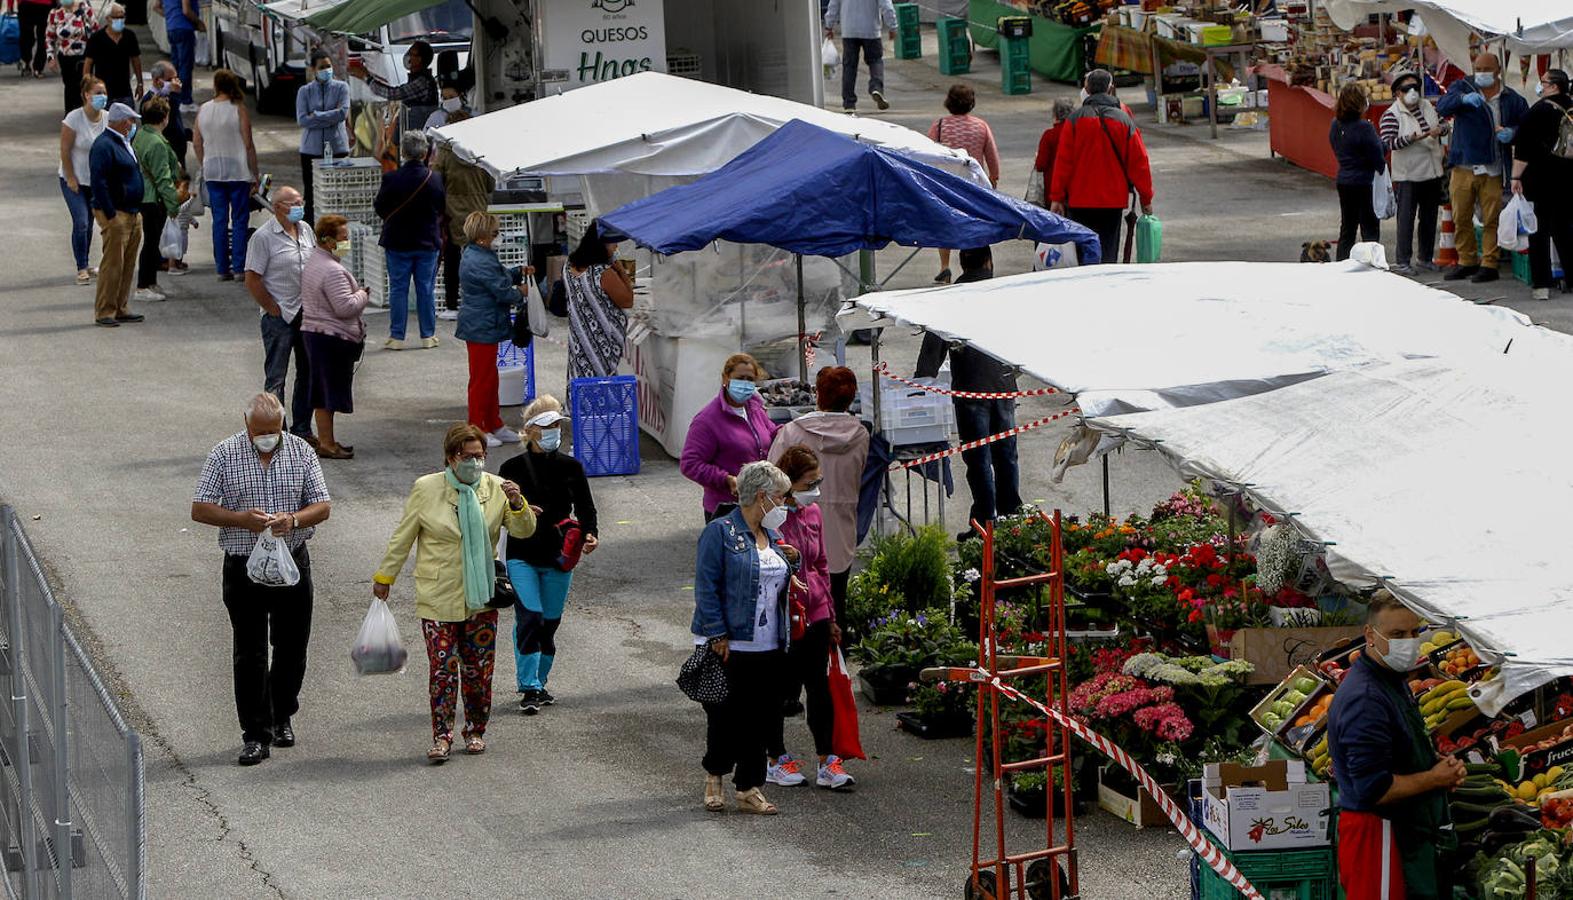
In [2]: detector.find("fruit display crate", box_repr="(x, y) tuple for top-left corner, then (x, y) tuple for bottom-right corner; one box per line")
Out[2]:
(312, 158), (383, 228)
(1197, 844), (1336, 900)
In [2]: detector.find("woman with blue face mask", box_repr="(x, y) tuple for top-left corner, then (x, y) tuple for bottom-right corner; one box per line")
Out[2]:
(296, 49), (349, 221)
(59, 76), (109, 285)
(373, 424), (538, 762)
(680, 352), (781, 522)
(497, 396), (599, 715)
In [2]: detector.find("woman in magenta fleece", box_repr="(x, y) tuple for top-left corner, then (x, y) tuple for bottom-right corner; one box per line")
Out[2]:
(680, 353), (779, 521)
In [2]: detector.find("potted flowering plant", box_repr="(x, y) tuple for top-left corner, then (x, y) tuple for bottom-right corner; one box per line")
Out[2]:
(1122, 652), (1256, 747)
(852, 612), (967, 707)
(1067, 671), (1195, 786)
(844, 525), (959, 642)
(898, 643), (978, 739)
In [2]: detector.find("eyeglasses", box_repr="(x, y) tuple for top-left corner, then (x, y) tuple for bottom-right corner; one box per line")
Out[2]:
(456, 452), (486, 462)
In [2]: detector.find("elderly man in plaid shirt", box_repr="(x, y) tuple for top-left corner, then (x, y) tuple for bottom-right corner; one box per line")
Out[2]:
(191, 393), (332, 767)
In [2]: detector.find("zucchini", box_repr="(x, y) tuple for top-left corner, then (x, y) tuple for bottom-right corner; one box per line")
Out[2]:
(1455, 816), (1491, 835)
(1465, 763), (1501, 776)
(1452, 799), (1514, 815)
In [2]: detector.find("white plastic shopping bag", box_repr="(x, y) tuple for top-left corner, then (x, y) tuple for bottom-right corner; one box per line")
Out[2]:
(1371, 167), (1396, 221)
(1033, 241), (1080, 271)
(1498, 195), (1537, 253)
(159, 217), (187, 260)
(524, 277), (550, 338)
(245, 533), (301, 587)
(350, 600), (408, 675)
(821, 38), (840, 72)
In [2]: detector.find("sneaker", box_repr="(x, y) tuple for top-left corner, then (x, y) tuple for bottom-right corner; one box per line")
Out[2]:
(1415, 260), (1440, 273)
(491, 426), (521, 443)
(384, 338), (406, 351)
(1533, 287), (1551, 301)
(1388, 264), (1415, 276)
(169, 263), (189, 276)
(134, 288), (166, 302)
(75, 270), (91, 286)
(841, 106), (856, 113)
(218, 272), (235, 282)
(539, 689), (556, 706)
(871, 89), (889, 110)
(1471, 267), (1500, 284)
(484, 432), (503, 448)
(1444, 264), (1480, 281)
(88, 266), (99, 278)
(437, 309), (459, 320)
(818, 755), (854, 789)
(766, 753), (808, 786)
(420, 336), (440, 349)
(519, 690), (542, 715)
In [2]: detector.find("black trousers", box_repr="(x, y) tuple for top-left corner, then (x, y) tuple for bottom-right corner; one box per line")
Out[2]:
(702, 649), (782, 791)
(1336, 182), (1381, 261)
(137, 203), (167, 289)
(829, 568), (850, 637)
(1394, 177), (1443, 268)
(59, 55), (85, 117)
(442, 237), (463, 311)
(300, 153), (327, 222)
(1527, 195), (1573, 291)
(1068, 207), (1124, 264)
(771, 620), (834, 759)
(221, 547), (314, 745)
(18, 3), (49, 74)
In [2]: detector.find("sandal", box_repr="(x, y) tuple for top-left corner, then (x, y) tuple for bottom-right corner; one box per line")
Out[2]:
(426, 738), (451, 764)
(465, 736), (486, 755)
(704, 775), (725, 812)
(735, 787), (778, 815)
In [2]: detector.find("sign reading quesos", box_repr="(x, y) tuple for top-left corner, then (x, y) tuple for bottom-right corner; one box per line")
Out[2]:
(543, 0), (668, 90)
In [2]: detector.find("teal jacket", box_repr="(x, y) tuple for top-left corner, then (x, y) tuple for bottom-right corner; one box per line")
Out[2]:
(132, 126), (180, 215)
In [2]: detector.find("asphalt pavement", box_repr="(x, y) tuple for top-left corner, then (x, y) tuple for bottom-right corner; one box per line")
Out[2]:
(0, 25), (1564, 900)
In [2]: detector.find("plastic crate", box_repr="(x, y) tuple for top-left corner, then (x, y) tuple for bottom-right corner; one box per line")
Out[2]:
(497, 339), (536, 407)
(1512, 249), (1531, 285)
(996, 15), (1033, 38)
(895, 2), (922, 59)
(1001, 37), (1032, 95)
(312, 158), (383, 227)
(667, 50), (701, 78)
(937, 17), (970, 75)
(857, 375), (956, 446)
(570, 376), (640, 477)
(1197, 845), (1336, 900)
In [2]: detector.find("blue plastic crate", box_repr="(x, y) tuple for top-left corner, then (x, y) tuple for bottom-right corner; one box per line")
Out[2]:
(570, 376), (640, 477)
(496, 337), (536, 407)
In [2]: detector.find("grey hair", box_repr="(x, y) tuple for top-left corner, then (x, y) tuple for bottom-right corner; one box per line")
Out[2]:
(1085, 69), (1114, 96)
(151, 60), (177, 80)
(400, 130), (429, 161)
(737, 461), (790, 509)
(1052, 98), (1075, 122)
(242, 393), (285, 424)
(107, 2), (125, 16)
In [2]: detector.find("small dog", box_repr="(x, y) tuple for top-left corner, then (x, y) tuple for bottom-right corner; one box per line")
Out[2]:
(1300, 240), (1333, 263)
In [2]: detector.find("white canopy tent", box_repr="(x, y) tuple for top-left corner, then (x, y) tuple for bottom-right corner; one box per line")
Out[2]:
(1087, 355), (1573, 711)
(1324, 0), (1573, 70)
(841, 260), (1545, 418)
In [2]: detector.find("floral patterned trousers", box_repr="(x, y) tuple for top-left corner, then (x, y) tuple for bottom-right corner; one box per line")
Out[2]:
(420, 611), (498, 743)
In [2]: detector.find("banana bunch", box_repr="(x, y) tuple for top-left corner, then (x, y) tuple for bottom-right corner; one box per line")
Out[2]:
(1307, 733), (1331, 779)
(1419, 680), (1474, 731)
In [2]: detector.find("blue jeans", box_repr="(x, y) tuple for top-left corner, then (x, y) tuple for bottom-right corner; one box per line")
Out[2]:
(168, 29), (196, 106)
(208, 181), (251, 276)
(953, 398), (1023, 524)
(505, 560), (573, 692)
(59, 177), (93, 270)
(260, 311), (315, 437)
(385, 249), (439, 340)
(841, 37), (884, 109)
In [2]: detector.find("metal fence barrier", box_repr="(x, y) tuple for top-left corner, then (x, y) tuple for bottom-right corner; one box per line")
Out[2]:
(0, 506), (145, 900)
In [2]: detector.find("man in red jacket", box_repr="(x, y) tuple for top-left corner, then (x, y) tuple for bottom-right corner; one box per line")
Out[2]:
(1050, 69), (1155, 264)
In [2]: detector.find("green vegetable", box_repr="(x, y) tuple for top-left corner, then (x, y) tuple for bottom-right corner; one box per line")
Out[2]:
(1292, 677), (1319, 694)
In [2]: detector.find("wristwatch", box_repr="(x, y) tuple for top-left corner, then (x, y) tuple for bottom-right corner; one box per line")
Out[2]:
(290, 513), (299, 530)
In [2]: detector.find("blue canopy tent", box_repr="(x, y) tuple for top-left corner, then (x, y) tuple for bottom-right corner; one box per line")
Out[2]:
(597, 118), (1101, 384)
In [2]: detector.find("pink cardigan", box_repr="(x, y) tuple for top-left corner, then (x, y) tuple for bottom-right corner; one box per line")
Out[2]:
(300, 246), (368, 342)
(778, 503), (833, 625)
(679, 391), (779, 514)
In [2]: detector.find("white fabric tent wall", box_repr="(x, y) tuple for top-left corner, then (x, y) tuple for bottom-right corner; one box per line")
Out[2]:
(1086, 354), (1573, 710)
(1324, 0), (1573, 67)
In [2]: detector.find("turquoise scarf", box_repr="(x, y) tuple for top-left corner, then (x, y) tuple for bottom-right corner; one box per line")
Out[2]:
(445, 467), (494, 611)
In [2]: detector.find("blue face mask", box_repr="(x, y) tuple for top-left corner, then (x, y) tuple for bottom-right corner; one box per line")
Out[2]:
(1474, 71), (1496, 88)
(90, 94), (108, 110)
(316, 68), (333, 83)
(726, 379), (757, 404)
(127, 123), (137, 140)
(537, 429), (562, 452)
(286, 205), (306, 223)
(110, 18), (125, 32)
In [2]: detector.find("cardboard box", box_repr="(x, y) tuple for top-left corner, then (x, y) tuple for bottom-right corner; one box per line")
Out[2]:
(1201, 760), (1332, 851)
(1501, 719), (1573, 778)
(1098, 765), (1166, 828)
(1229, 626), (1364, 685)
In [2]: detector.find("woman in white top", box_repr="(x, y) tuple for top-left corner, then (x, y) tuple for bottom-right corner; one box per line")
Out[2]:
(59, 75), (108, 286)
(193, 69), (258, 281)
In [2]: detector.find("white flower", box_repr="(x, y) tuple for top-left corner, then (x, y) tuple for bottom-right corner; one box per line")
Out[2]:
(1118, 575), (1137, 587)
(1151, 576), (1167, 586)
(961, 568), (981, 584)
(1151, 565), (1167, 577)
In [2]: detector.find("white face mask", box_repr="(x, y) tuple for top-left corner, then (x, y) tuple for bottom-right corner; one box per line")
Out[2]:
(793, 488), (821, 507)
(1377, 634), (1422, 672)
(1403, 89), (1420, 106)
(441, 96), (462, 113)
(760, 496), (788, 531)
(252, 433), (281, 454)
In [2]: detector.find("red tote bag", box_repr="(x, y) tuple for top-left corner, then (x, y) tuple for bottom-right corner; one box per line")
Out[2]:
(828, 646), (867, 761)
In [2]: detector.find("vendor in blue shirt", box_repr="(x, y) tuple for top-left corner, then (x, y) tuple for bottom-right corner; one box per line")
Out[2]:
(295, 48), (350, 223)
(1327, 590), (1465, 900)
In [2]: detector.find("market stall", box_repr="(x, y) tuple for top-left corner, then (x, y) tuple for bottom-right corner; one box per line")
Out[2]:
(968, 0), (1100, 84)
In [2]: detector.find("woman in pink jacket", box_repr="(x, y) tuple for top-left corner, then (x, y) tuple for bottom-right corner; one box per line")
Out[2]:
(766, 444), (855, 791)
(299, 214), (369, 460)
(679, 353), (779, 521)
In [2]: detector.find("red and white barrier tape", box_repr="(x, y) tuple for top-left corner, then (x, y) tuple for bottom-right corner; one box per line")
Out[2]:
(874, 361), (1061, 400)
(984, 675), (1265, 900)
(889, 409), (1080, 470)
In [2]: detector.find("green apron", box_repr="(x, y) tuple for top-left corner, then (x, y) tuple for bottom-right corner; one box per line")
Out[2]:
(1374, 672), (1455, 899)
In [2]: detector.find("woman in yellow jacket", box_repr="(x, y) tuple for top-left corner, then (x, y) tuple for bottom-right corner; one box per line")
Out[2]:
(374, 424), (537, 762)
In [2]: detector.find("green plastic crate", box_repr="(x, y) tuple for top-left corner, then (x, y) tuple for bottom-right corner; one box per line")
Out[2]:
(895, 3), (922, 59)
(937, 17), (970, 74)
(1512, 249), (1531, 284)
(1198, 846), (1336, 900)
(1000, 35), (1031, 94)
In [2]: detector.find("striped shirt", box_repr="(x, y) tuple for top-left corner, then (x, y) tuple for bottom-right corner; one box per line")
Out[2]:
(567, 264), (627, 381)
(928, 114), (1002, 183)
(193, 433), (331, 556)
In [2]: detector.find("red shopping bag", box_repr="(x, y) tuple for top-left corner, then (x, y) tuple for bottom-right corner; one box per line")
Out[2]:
(828, 646), (866, 761)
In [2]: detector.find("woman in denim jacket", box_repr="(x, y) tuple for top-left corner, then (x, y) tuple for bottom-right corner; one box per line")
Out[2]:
(691, 461), (802, 815)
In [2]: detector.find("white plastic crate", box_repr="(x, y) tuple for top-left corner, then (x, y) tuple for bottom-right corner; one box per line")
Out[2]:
(858, 371), (956, 446)
(313, 158), (383, 227)
(362, 243), (389, 308)
(347, 221), (376, 286)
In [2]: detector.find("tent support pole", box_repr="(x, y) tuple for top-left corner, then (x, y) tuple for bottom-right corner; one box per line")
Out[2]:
(797, 254), (808, 385)
(1102, 455), (1110, 518)
(870, 324), (884, 537)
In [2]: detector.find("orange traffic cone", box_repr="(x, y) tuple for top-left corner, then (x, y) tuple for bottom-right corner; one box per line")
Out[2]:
(1435, 202), (1458, 268)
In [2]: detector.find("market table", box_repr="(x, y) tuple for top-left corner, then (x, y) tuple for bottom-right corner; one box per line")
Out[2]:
(968, 0), (1097, 84)
(1262, 66), (1389, 180)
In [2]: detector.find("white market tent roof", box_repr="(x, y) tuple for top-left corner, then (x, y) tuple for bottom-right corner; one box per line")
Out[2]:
(430, 71), (988, 183)
(261, 0), (349, 24)
(842, 260), (1540, 418)
(1089, 355), (1573, 710)
(1324, 0), (1573, 68)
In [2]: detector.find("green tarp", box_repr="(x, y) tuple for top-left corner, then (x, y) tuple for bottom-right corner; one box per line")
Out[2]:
(968, 0), (1096, 85)
(303, 0), (441, 35)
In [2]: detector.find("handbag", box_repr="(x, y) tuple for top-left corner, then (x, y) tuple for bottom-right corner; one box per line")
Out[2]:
(677, 642), (729, 704)
(486, 559), (517, 609)
(828, 647), (866, 760)
(789, 595), (808, 642)
(554, 517), (586, 571)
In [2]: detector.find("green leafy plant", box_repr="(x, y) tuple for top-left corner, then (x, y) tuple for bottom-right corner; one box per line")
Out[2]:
(844, 525), (958, 641)
(851, 611), (966, 672)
